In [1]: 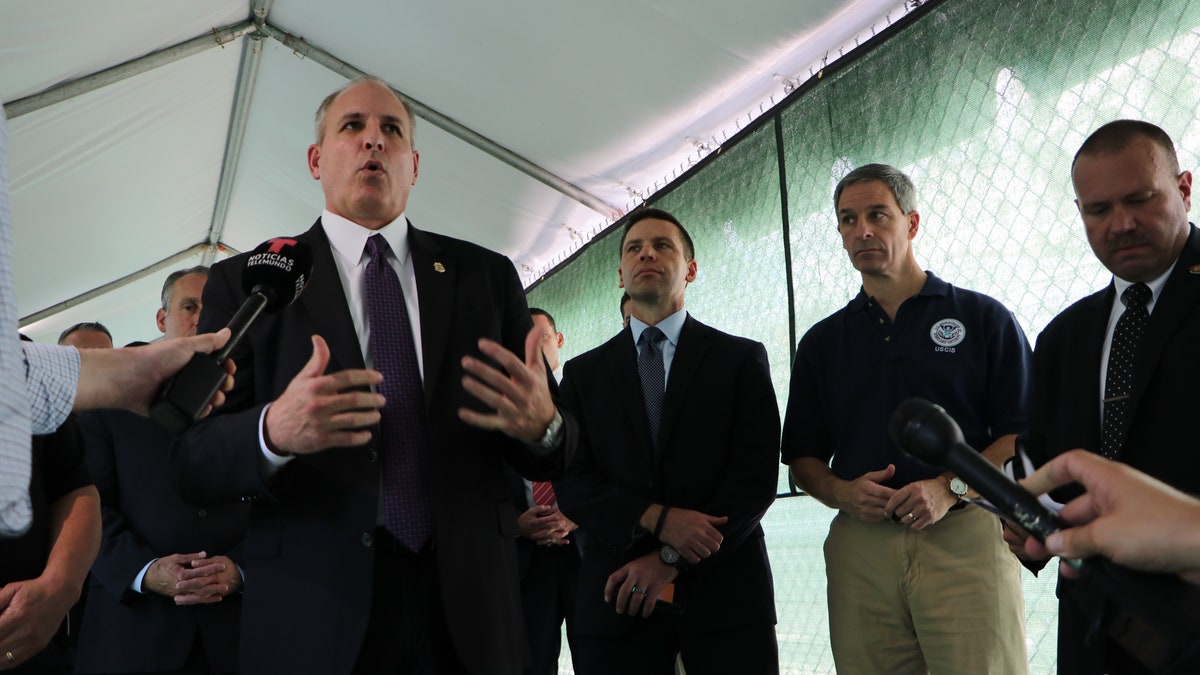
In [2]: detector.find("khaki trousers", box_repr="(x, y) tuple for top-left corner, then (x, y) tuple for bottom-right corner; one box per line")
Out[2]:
(824, 506), (1027, 675)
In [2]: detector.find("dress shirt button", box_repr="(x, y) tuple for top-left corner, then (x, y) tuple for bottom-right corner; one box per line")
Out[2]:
(367, 449), (378, 463)
(362, 532), (374, 548)
(196, 509), (208, 518)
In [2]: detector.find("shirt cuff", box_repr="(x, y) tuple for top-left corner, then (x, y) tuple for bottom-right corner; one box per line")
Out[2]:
(132, 559), (157, 593)
(22, 343), (79, 434)
(258, 404), (293, 476)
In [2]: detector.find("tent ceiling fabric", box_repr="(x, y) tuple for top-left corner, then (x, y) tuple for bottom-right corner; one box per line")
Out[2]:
(1, 0), (911, 346)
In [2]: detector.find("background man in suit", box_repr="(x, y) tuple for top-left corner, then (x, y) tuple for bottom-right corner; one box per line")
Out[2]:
(57, 324), (113, 351)
(75, 267), (247, 675)
(174, 76), (571, 675)
(507, 307), (580, 675)
(556, 208), (780, 675)
(1009, 120), (1200, 674)
(783, 164), (1030, 674)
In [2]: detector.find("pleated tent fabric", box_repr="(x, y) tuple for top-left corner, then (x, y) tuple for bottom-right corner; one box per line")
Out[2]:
(0, 0), (911, 346)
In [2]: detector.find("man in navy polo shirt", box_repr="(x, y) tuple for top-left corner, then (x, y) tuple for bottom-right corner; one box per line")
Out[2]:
(782, 163), (1031, 674)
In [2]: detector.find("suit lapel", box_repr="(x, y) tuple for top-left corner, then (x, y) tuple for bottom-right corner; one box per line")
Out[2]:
(298, 221), (365, 372)
(605, 329), (655, 456)
(409, 223), (452, 409)
(657, 315), (710, 463)
(1076, 287), (1111, 448)
(1125, 225), (1200, 430)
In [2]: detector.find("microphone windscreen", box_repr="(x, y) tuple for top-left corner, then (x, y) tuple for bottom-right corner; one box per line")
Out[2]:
(888, 397), (962, 464)
(241, 237), (313, 312)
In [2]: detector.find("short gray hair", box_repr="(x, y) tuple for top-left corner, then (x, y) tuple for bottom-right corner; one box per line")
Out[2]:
(161, 266), (209, 310)
(834, 163), (917, 215)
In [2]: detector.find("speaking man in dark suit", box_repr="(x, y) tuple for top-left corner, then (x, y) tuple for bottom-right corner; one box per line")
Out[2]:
(555, 208), (781, 675)
(1011, 119), (1200, 674)
(75, 267), (248, 675)
(174, 77), (572, 675)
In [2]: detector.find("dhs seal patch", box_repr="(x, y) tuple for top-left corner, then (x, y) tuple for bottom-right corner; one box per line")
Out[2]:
(930, 318), (965, 353)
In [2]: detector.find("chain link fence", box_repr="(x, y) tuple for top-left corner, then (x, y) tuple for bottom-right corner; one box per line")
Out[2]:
(531, 0), (1200, 671)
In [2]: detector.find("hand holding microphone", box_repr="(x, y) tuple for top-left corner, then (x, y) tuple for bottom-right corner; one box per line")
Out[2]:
(890, 398), (1200, 672)
(150, 238), (313, 433)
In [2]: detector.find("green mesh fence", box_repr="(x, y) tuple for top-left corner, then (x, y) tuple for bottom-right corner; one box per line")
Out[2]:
(530, 0), (1200, 671)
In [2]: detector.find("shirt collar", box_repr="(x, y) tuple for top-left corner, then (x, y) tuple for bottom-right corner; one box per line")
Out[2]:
(1112, 262), (1175, 308)
(630, 308), (687, 347)
(320, 209), (410, 267)
(848, 271), (945, 311)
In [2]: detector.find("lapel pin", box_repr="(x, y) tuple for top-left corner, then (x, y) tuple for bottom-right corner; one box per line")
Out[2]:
(1189, 264), (1200, 275)
(433, 262), (446, 273)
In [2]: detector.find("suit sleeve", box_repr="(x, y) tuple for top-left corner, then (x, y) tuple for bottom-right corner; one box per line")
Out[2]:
(690, 341), (780, 564)
(555, 363), (651, 551)
(487, 254), (573, 481)
(173, 259), (273, 505)
(79, 411), (159, 601)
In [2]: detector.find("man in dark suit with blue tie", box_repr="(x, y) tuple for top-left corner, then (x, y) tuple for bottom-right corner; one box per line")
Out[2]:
(174, 77), (573, 675)
(555, 208), (781, 674)
(1012, 119), (1200, 674)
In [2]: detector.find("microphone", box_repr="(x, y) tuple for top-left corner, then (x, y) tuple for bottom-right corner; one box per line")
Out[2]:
(889, 398), (1200, 672)
(888, 397), (1068, 542)
(150, 237), (313, 433)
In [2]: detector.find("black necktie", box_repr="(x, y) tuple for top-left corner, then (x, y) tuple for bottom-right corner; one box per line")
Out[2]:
(364, 234), (433, 551)
(1100, 282), (1151, 460)
(638, 326), (667, 447)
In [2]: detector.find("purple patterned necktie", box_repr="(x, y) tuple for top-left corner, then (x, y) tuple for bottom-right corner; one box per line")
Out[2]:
(365, 234), (433, 551)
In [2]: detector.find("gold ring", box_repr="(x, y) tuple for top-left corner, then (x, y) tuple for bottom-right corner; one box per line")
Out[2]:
(5, 651), (13, 662)
(907, 512), (917, 522)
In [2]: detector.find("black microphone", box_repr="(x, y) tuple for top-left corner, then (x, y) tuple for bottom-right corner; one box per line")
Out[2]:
(888, 397), (1069, 542)
(149, 237), (313, 433)
(890, 398), (1200, 672)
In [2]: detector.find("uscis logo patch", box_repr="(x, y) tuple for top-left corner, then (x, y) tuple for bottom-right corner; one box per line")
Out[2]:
(930, 318), (965, 353)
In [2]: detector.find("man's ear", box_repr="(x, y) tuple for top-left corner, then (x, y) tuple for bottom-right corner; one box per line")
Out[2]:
(307, 144), (321, 180)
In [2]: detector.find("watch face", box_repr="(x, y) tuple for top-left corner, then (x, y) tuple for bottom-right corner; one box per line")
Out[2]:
(659, 545), (680, 565)
(950, 477), (968, 496)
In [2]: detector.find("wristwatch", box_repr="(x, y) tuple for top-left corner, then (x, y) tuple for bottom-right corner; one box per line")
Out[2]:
(948, 476), (968, 500)
(659, 544), (681, 566)
(538, 409), (563, 450)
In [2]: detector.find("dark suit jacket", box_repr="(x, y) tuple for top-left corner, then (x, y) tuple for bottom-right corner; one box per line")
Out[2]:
(1026, 224), (1200, 674)
(74, 409), (247, 674)
(555, 315), (779, 637)
(174, 220), (571, 675)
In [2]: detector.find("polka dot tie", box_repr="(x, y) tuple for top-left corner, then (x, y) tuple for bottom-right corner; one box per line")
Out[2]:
(638, 326), (667, 447)
(1100, 282), (1151, 460)
(365, 234), (434, 551)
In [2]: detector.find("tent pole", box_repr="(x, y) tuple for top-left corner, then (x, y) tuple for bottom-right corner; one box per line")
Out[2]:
(3, 21), (255, 119)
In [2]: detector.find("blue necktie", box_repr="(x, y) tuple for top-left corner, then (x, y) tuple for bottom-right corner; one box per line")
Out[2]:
(1101, 282), (1151, 460)
(365, 234), (434, 551)
(638, 326), (667, 447)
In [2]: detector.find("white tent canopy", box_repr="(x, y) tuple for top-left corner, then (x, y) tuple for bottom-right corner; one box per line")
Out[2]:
(2, 0), (912, 345)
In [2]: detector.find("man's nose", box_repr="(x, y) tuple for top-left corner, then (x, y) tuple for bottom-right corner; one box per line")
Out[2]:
(1109, 205), (1137, 234)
